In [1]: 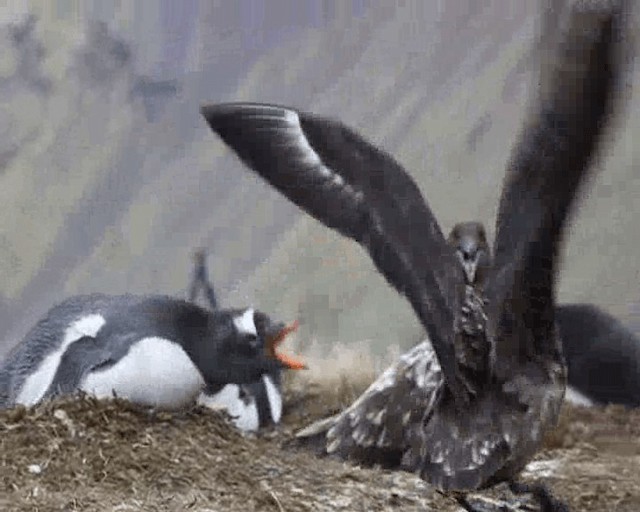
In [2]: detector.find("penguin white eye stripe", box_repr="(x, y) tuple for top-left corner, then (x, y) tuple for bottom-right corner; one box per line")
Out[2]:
(233, 308), (257, 336)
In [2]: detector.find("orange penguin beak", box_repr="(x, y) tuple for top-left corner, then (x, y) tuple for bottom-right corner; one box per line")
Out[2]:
(265, 320), (307, 370)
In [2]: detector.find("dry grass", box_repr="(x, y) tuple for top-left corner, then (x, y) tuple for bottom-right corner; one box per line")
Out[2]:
(281, 338), (386, 425)
(1, 395), (447, 512)
(2, 354), (640, 512)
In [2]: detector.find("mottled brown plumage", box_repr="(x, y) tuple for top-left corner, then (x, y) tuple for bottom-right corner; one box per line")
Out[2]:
(199, 0), (629, 507)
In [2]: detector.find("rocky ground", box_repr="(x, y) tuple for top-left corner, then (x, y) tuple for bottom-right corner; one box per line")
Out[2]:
(2, 372), (639, 512)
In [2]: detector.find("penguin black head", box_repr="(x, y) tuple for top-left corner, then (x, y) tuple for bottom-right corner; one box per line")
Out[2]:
(448, 222), (491, 286)
(253, 311), (306, 370)
(211, 308), (306, 381)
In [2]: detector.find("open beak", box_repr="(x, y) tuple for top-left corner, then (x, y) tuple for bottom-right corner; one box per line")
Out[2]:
(265, 320), (307, 370)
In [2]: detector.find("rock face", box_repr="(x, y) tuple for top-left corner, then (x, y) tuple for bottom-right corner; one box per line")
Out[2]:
(0, 2), (639, 362)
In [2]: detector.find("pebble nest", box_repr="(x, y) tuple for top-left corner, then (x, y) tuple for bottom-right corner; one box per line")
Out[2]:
(1, 375), (639, 512)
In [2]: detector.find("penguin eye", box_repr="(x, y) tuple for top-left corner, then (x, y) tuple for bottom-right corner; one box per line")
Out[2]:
(245, 333), (260, 349)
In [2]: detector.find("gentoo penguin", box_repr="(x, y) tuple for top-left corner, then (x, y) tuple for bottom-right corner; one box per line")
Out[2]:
(556, 303), (640, 408)
(199, 2), (627, 510)
(186, 248), (301, 429)
(0, 294), (306, 433)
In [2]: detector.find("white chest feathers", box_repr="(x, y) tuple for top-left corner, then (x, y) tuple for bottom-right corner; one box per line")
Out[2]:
(17, 314), (106, 407)
(196, 375), (283, 432)
(80, 336), (205, 409)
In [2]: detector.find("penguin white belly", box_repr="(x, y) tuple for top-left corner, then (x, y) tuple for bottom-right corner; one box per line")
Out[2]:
(17, 314), (106, 406)
(80, 336), (205, 409)
(197, 385), (259, 432)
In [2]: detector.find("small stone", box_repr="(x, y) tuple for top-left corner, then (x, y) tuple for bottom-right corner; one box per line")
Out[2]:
(53, 409), (77, 437)
(27, 464), (42, 475)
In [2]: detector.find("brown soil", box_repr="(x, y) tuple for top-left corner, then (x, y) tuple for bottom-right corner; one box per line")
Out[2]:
(1, 374), (639, 512)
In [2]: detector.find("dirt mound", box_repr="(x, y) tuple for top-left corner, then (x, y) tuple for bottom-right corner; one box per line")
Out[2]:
(1, 395), (442, 512)
(2, 378), (640, 512)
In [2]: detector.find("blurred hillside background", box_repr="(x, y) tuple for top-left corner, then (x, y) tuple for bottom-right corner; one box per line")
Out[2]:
(0, 1), (638, 361)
